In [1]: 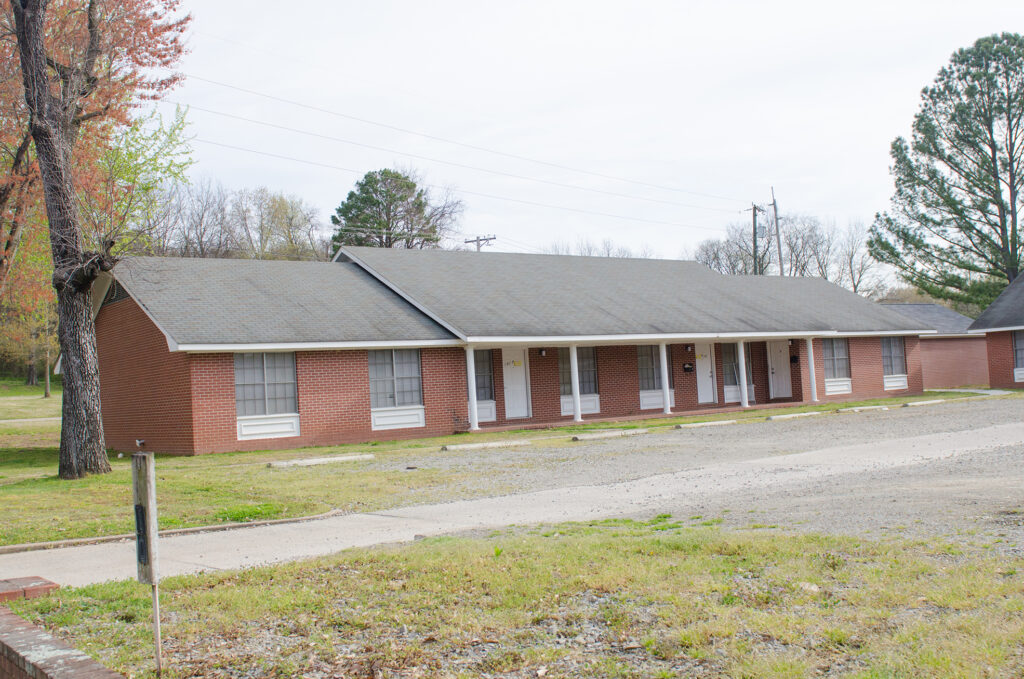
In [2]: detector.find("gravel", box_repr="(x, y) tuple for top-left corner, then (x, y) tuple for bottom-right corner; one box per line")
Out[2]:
(369, 397), (1024, 549)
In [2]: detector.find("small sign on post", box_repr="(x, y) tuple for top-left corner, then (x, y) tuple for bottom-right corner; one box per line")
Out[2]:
(132, 452), (162, 676)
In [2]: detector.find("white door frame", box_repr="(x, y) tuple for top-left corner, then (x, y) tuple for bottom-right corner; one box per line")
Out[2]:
(694, 342), (717, 404)
(501, 347), (532, 419)
(767, 340), (793, 400)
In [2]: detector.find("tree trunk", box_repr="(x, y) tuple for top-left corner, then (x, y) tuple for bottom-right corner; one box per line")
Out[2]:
(12, 0), (110, 479)
(55, 285), (108, 476)
(44, 346), (51, 398)
(25, 360), (37, 387)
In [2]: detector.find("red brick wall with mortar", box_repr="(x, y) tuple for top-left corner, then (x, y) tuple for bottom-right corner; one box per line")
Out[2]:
(188, 348), (469, 455)
(808, 336), (923, 401)
(918, 337), (990, 389)
(95, 297), (195, 454)
(985, 331), (1021, 389)
(0, 606), (123, 678)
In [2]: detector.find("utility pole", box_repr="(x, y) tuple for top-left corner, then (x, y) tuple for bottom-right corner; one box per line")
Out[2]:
(748, 203), (766, 275)
(464, 235), (496, 252)
(771, 187), (783, 276)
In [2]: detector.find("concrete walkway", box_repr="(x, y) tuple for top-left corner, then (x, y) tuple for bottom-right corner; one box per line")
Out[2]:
(2, 421), (1022, 588)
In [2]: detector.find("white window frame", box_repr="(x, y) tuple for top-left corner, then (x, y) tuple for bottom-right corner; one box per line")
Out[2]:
(722, 343), (754, 403)
(234, 352), (299, 441)
(881, 337), (908, 390)
(558, 347), (600, 415)
(369, 349), (426, 431)
(1014, 331), (1024, 382)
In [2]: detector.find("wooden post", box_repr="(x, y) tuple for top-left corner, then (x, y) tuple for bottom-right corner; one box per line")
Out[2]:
(132, 452), (161, 676)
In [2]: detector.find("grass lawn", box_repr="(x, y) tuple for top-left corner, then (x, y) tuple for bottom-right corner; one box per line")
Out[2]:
(9, 517), (1024, 678)
(0, 390), (1009, 546)
(0, 376), (62, 420)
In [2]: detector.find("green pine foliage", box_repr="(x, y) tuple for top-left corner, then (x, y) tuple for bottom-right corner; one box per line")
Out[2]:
(869, 33), (1024, 308)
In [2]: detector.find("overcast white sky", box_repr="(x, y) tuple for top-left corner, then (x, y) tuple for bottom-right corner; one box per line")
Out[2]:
(165, 1), (1024, 258)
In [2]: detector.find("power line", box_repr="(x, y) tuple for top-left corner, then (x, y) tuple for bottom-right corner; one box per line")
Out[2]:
(183, 73), (747, 204)
(164, 100), (740, 214)
(192, 138), (733, 233)
(464, 235), (496, 251)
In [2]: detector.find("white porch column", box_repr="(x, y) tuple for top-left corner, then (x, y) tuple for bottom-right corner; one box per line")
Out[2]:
(465, 346), (479, 431)
(658, 342), (672, 414)
(569, 344), (583, 423)
(736, 341), (750, 408)
(805, 337), (819, 402)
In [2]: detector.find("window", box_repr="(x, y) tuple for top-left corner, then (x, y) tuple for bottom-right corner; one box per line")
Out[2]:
(234, 353), (297, 416)
(473, 349), (494, 401)
(722, 344), (752, 387)
(822, 339), (851, 379)
(558, 347), (598, 395)
(881, 337), (906, 376)
(1014, 331), (1024, 369)
(369, 349), (423, 409)
(637, 345), (673, 390)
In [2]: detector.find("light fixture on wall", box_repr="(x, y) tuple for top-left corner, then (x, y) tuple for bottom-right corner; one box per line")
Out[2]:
(539, 349), (547, 357)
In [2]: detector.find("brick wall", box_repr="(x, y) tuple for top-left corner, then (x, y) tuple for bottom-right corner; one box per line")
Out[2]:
(95, 298), (194, 454)
(918, 337), (990, 389)
(1, 607), (123, 678)
(188, 347), (469, 455)
(96, 303), (929, 455)
(809, 336), (923, 401)
(985, 331), (1022, 389)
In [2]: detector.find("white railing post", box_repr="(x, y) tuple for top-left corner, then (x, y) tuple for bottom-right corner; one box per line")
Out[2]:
(465, 346), (479, 430)
(805, 338), (819, 402)
(737, 341), (750, 408)
(658, 342), (672, 414)
(569, 344), (583, 423)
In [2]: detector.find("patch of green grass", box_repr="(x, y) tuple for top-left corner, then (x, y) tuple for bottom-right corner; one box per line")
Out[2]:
(10, 519), (1023, 678)
(0, 389), (1015, 546)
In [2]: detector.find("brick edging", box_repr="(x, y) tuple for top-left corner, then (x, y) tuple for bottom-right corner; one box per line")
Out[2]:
(0, 607), (123, 678)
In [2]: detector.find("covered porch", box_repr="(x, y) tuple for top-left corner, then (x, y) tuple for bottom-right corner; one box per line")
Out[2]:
(462, 337), (820, 431)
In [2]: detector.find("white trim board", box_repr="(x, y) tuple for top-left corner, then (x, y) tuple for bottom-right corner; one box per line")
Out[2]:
(560, 393), (601, 416)
(371, 405), (426, 431)
(466, 330), (933, 346)
(178, 339), (462, 353)
(968, 325), (1024, 334)
(824, 378), (853, 395)
(237, 413), (300, 441)
(883, 374), (909, 391)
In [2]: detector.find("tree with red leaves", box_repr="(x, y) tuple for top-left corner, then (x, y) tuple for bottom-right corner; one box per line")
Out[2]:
(8, 0), (190, 478)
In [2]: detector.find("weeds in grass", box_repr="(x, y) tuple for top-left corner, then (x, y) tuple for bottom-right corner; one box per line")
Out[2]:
(10, 518), (1023, 678)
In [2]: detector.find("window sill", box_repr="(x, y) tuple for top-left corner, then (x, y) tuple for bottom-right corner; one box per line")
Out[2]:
(560, 393), (601, 416)
(371, 405), (426, 431)
(883, 374), (909, 391)
(824, 378), (852, 395)
(237, 413), (300, 441)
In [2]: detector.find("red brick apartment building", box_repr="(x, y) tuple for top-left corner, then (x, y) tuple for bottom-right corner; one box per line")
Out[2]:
(880, 303), (989, 389)
(93, 248), (932, 455)
(969, 275), (1024, 390)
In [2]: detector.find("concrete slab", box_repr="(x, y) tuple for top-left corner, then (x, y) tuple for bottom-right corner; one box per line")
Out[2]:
(766, 411), (823, 421)
(440, 440), (533, 452)
(571, 429), (648, 441)
(836, 405), (889, 413)
(675, 420), (736, 429)
(267, 454), (374, 468)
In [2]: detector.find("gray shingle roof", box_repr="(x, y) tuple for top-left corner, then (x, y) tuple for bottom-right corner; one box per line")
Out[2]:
(110, 256), (456, 346)
(340, 247), (927, 338)
(879, 303), (975, 335)
(970, 276), (1024, 331)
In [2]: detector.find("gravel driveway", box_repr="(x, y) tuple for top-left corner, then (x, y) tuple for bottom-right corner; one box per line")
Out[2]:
(372, 396), (1024, 549)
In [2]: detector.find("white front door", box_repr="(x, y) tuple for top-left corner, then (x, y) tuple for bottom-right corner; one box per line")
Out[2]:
(695, 342), (717, 404)
(502, 348), (531, 419)
(767, 341), (793, 399)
